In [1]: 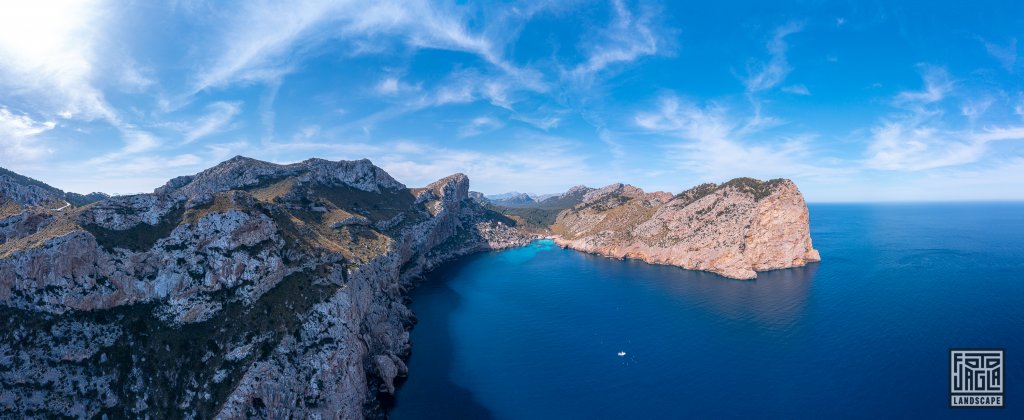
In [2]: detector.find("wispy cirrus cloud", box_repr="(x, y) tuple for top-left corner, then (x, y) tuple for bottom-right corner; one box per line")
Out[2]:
(375, 77), (421, 97)
(0, 0), (115, 121)
(893, 65), (953, 105)
(458, 116), (505, 138)
(734, 22), (806, 135)
(0, 106), (56, 160)
(182, 101), (243, 144)
(191, 0), (539, 92)
(781, 84), (811, 96)
(566, 0), (663, 84)
(635, 96), (844, 182)
(742, 21), (804, 94)
(865, 66), (1024, 171)
(980, 37), (1017, 72)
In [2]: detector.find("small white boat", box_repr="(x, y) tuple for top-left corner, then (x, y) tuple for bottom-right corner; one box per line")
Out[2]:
(617, 351), (626, 357)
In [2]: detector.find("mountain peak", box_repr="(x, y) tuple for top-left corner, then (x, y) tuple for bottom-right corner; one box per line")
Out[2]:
(155, 156), (405, 199)
(0, 166), (106, 208)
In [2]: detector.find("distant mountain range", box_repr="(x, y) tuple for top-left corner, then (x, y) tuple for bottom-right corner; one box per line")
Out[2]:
(481, 188), (589, 207)
(0, 167), (109, 208)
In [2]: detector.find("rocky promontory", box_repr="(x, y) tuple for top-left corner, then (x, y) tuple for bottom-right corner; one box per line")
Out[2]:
(0, 158), (818, 418)
(0, 157), (531, 418)
(548, 178), (820, 279)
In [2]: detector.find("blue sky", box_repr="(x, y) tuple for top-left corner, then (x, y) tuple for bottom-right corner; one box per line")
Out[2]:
(1, 1), (1023, 201)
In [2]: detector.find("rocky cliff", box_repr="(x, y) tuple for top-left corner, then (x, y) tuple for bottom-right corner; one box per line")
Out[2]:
(0, 167), (107, 209)
(0, 157), (531, 418)
(550, 178), (820, 279)
(0, 159), (819, 418)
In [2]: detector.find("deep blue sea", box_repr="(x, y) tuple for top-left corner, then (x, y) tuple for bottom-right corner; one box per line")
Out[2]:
(390, 203), (1024, 419)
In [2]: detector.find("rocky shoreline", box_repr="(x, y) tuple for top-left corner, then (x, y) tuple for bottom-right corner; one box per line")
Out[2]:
(0, 157), (532, 418)
(0, 157), (816, 418)
(549, 179), (820, 279)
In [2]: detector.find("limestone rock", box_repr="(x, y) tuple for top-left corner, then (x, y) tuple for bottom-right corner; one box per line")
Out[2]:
(0, 158), (817, 419)
(552, 178), (820, 279)
(0, 157), (532, 419)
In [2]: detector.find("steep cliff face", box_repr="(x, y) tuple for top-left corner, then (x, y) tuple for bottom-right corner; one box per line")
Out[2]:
(0, 159), (820, 418)
(552, 178), (820, 279)
(0, 157), (531, 418)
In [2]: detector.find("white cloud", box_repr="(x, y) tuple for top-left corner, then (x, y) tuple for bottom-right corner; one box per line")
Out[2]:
(852, 157), (1024, 202)
(193, 0), (536, 92)
(458, 116), (505, 138)
(0, 106), (56, 160)
(121, 129), (161, 154)
(743, 22), (804, 93)
(85, 128), (162, 169)
(0, 107), (57, 138)
(0, 0), (115, 121)
(567, 0), (661, 83)
(893, 66), (953, 105)
(191, 0), (343, 91)
(290, 125), (321, 142)
(960, 97), (993, 125)
(424, 71), (521, 109)
(635, 96), (844, 182)
(375, 76), (423, 97)
(865, 68), (1024, 171)
(183, 101), (243, 144)
(116, 61), (156, 92)
(782, 84), (811, 96)
(865, 123), (985, 171)
(511, 113), (562, 131)
(982, 37), (1017, 72)
(376, 78), (400, 95)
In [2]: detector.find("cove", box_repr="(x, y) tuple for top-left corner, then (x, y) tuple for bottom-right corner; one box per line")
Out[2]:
(390, 203), (1024, 419)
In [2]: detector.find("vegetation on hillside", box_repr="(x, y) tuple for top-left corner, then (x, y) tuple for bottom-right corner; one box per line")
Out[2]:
(1, 166), (109, 206)
(480, 188), (590, 232)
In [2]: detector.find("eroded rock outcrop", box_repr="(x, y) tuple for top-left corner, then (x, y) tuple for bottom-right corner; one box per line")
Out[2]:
(551, 178), (820, 279)
(0, 158), (819, 419)
(0, 157), (532, 419)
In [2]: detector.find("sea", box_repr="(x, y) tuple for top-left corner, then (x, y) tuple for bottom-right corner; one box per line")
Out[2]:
(390, 203), (1024, 419)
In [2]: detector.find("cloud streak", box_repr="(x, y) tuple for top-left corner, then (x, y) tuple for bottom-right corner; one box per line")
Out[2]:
(0, 0), (115, 121)
(865, 66), (1024, 171)
(183, 101), (242, 144)
(0, 106), (56, 160)
(566, 0), (662, 83)
(981, 37), (1017, 72)
(743, 22), (803, 94)
(635, 96), (845, 182)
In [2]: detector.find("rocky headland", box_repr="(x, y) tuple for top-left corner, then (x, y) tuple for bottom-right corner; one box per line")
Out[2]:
(0, 157), (530, 418)
(547, 178), (820, 280)
(0, 157), (818, 418)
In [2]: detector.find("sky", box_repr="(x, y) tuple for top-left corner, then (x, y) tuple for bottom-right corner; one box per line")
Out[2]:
(1, 1), (1023, 202)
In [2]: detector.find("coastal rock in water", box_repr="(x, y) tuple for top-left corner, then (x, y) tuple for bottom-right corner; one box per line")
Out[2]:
(0, 157), (817, 418)
(552, 178), (820, 279)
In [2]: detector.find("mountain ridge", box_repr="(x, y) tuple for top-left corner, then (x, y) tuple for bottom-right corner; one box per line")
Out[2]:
(0, 156), (530, 418)
(0, 156), (819, 418)
(550, 178), (820, 279)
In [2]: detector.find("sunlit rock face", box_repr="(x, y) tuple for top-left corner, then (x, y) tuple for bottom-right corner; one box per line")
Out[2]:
(552, 178), (820, 280)
(0, 157), (531, 419)
(0, 158), (819, 418)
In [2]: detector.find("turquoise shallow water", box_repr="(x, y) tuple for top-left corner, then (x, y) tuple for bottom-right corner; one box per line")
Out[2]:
(390, 203), (1024, 419)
